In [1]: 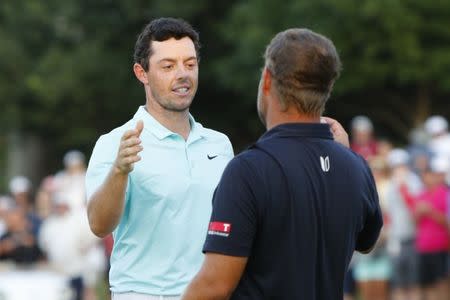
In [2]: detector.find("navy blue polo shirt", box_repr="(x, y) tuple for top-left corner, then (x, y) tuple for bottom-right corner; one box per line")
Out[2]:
(203, 123), (383, 300)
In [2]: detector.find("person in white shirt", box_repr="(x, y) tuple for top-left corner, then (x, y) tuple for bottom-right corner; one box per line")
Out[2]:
(39, 183), (105, 300)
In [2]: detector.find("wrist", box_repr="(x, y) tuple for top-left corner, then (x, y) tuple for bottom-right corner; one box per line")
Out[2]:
(112, 164), (129, 177)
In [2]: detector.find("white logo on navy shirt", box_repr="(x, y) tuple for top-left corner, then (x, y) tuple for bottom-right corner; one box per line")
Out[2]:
(320, 156), (330, 172)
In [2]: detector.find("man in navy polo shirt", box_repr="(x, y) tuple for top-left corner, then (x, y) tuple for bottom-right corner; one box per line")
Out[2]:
(182, 28), (383, 299)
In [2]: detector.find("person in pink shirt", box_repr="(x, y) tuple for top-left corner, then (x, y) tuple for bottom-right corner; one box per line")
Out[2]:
(413, 156), (449, 300)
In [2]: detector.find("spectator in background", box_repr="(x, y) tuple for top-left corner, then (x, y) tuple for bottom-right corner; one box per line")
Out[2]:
(35, 176), (56, 220)
(53, 150), (87, 211)
(39, 193), (103, 300)
(0, 207), (42, 264)
(424, 115), (450, 184)
(408, 128), (431, 177)
(353, 156), (391, 300)
(9, 176), (41, 238)
(424, 116), (450, 159)
(51, 150), (106, 300)
(377, 138), (394, 163)
(410, 150), (432, 178)
(346, 115), (379, 300)
(350, 115), (378, 161)
(447, 179), (450, 296)
(0, 196), (14, 238)
(412, 156), (449, 300)
(9, 176), (33, 213)
(385, 149), (422, 300)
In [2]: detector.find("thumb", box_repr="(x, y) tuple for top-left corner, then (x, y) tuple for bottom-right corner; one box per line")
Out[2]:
(135, 120), (144, 136)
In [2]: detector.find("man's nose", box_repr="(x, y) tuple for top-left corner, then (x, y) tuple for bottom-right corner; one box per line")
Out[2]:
(175, 64), (189, 79)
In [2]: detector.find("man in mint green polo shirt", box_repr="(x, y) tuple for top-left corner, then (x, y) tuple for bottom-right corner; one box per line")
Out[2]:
(85, 18), (233, 299)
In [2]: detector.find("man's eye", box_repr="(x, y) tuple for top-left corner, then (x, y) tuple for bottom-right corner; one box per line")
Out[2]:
(163, 65), (173, 70)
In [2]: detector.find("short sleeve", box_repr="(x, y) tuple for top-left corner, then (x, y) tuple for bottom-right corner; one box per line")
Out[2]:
(355, 164), (383, 252)
(85, 134), (120, 202)
(203, 156), (259, 257)
(224, 136), (234, 158)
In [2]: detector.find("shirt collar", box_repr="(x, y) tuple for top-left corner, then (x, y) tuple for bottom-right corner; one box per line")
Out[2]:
(188, 116), (205, 144)
(259, 122), (333, 142)
(133, 106), (205, 141)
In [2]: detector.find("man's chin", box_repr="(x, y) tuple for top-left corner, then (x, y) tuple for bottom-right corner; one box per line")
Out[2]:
(164, 101), (192, 112)
(169, 106), (190, 113)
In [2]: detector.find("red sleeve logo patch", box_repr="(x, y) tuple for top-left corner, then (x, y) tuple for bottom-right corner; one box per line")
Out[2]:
(208, 222), (231, 237)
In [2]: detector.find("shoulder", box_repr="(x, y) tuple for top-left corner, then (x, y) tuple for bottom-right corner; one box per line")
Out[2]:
(342, 146), (370, 165)
(214, 150), (266, 207)
(197, 123), (234, 156)
(224, 147), (273, 179)
(199, 125), (231, 143)
(344, 148), (374, 175)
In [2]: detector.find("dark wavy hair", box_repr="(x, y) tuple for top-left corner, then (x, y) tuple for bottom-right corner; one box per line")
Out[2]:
(133, 17), (200, 71)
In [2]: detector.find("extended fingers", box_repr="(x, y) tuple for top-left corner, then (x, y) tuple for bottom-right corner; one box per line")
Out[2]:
(322, 116), (350, 148)
(323, 117), (346, 134)
(120, 145), (143, 157)
(121, 128), (141, 141)
(123, 155), (142, 165)
(121, 137), (141, 148)
(322, 117), (341, 131)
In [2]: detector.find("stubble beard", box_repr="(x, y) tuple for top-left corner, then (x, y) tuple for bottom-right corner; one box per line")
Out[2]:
(150, 86), (195, 113)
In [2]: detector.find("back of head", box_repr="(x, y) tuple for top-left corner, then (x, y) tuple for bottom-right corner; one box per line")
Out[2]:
(264, 28), (341, 116)
(424, 115), (448, 137)
(134, 17), (200, 71)
(351, 115), (373, 133)
(9, 176), (32, 196)
(63, 150), (85, 169)
(387, 148), (410, 169)
(429, 155), (449, 175)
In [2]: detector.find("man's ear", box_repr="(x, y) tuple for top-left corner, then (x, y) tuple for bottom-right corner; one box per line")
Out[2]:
(133, 63), (149, 84)
(262, 67), (273, 95)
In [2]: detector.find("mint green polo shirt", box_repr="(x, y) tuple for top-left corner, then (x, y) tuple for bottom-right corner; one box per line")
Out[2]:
(85, 106), (233, 295)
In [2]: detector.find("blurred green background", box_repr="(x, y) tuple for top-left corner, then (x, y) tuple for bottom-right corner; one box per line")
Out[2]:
(1, 0), (449, 188)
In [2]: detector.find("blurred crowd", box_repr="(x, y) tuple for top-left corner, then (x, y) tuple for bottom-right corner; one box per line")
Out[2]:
(1, 115), (449, 300)
(0, 151), (108, 300)
(345, 115), (450, 300)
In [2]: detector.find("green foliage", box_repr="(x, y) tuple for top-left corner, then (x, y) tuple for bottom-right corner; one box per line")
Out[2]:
(214, 0), (450, 138)
(0, 0), (449, 175)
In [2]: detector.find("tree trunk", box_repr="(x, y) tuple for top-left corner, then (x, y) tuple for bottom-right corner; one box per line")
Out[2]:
(414, 84), (431, 126)
(6, 131), (45, 191)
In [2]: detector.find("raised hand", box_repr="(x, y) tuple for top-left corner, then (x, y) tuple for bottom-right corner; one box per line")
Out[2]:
(321, 117), (350, 148)
(114, 120), (144, 174)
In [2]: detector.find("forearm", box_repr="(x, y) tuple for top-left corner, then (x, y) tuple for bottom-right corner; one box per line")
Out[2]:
(182, 275), (230, 300)
(87, 166), (128, 237)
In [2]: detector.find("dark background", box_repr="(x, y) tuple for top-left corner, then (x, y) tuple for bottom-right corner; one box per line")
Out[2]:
(1, 0), (449, 187)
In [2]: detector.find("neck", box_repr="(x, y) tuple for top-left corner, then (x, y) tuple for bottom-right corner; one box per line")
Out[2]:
(145, 102), (191, 140)
(266, 104), (320, 130)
